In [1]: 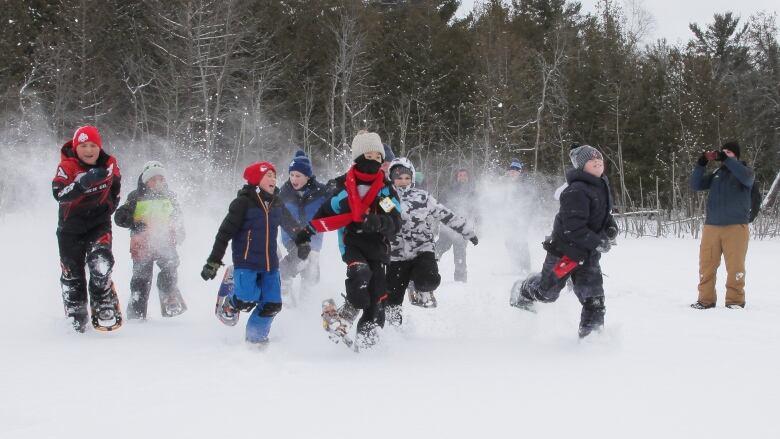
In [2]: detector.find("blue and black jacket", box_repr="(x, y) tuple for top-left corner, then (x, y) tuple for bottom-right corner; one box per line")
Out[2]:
(313, 174), (402, 263)
(208, 185), (302, 272)
(690, 157), (755, 225)
(279, 177), (328, 251)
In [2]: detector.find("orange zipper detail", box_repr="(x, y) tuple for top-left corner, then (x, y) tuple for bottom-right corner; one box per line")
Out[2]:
(243, 230), (252, 259)
(257, 193), (271, 272)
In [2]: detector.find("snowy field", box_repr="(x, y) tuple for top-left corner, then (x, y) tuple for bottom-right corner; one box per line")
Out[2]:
(2, 198), (780, 438)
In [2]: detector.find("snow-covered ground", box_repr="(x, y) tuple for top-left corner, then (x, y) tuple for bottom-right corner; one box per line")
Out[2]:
(2, 192), (780, 438)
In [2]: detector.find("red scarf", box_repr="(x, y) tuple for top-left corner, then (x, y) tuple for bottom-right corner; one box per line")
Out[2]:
(310, 166), (385, 233)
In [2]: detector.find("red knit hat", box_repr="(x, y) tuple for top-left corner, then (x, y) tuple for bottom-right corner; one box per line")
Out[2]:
(72, 126), (102, 148)
(243, 162), (276, 186)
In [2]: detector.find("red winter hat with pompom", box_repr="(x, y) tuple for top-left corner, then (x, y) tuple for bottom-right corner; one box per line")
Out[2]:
(72, 125), (102, 148)
(243, 162), (276, 186)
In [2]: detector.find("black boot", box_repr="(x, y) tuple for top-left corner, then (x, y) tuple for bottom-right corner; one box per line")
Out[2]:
(578, 296), (605, 338)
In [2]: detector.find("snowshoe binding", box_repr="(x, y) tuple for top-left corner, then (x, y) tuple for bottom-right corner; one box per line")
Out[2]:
(91, 283), (123, 332)
(510, 278), (537, 312)
(385, 304), (403, 327)
(215, 265), (239, 326)
(160, 289), (187, 317)
(321, 298), (357, 350)
(408, 289), (437, 308)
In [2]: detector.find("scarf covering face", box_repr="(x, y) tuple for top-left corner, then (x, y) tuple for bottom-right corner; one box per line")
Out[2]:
(310, 166), (385, 232)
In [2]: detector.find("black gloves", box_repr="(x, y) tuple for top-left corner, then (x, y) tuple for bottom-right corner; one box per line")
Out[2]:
(294, 224), (316, 245)
(469, 236), (479, 246)
(605, 226), (618, 240)
(595, 238), (612, 254)
(297, 242), (311, 260)
(697, 153), (709, 167)
(716, 151), (727, 161)
(77, 167), (109, 190)
(361, 214), (383, 233)
(201, 261), (222, 281)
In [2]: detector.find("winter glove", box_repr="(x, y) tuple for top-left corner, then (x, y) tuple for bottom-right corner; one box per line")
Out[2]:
(294, 224), (316, 245)
(469, 236), (479, 246)
(605, 226), (619, 240)
(297, 242), (311, 260)
(716, 150), (727, 161)
(361, 214), (383, 233)
(76, 167), (109, 190)
(697, 153), (709, 167)
(595, 238), (612, 254)
(200, 260), (222, 281)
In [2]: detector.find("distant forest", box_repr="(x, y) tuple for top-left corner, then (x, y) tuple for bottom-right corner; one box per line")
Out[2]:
(2, 0), (779, 215)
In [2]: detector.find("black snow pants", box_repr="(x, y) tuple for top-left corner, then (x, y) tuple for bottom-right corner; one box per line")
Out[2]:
(57, 222), (115, 318)
(128, 246), (179, 318)
(343, 245), (387, 334)
(387, 252), (441, 306)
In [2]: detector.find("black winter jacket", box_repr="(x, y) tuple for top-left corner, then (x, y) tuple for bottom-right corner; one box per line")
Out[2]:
(550, 169), (617, 262)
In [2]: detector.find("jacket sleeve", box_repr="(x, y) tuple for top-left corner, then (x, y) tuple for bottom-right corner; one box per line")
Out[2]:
(313, 193), (341, 220)
(723, 158), (755, 188)
(114, 191), (138, 229)
(430, 195), (474, 238)
(689, 165), (714, 191)
(559, 187), (603, 252)
(52, 163), (85, 202)
(278, 201), (303, 237)
(207, 197), (248, 264)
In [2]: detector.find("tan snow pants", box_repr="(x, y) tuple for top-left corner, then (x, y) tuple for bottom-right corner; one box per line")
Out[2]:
(697, 224), (749, 306)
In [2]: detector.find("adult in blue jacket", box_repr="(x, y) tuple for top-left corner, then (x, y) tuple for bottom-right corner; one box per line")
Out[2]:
(689, 141), (754, 310)
(279, 150), (328, 297)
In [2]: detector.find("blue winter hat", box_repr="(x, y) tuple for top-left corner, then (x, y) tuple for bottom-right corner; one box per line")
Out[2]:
(508, 158), (523, 171)
(288, 150), (313, 177)
(383, 144), (396, 162)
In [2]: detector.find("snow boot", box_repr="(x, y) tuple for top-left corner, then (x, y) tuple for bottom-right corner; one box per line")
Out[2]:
(66, 303), (89, 333)
(725, 303), (745, 309)
(216, 294), (240, 326)
(690, 301), (715, 310)
(355, 321), (380, 350)
(578, 296), (605, 339)
(409, 290), (437, 308)
(509, 276), (537, 312)
(126, 290), (149, 320)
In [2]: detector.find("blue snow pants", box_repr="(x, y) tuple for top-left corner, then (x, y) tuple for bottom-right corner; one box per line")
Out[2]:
(232, 268), (282, 343)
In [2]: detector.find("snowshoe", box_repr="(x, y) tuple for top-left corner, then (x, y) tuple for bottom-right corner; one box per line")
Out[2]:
(355, 322), (380, 350)
(690, 301), (715, 310)
(578, 297), (605, 339)
(215, 266), (239, 326)
(160, 289), (187, 317)
(510, 278), (536, 312)
(91, 283), (123, 332)
(385, 304), (403, 327)
(321, 298), (357, 350)
(725, 303), (745, 309)
(409, 290), (437, 308)
(126, 291), (148, 320)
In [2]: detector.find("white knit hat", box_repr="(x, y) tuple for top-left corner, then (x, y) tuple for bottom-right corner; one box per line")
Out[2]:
(351, 132), (384, 162)
(141, 160), (166, 184)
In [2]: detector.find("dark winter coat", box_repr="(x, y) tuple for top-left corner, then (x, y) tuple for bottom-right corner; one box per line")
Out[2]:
(690, 157), (755, 226)
(279, 177), (328, 251)
(313, 173), (402, 263)
(550, 169), (617, 262)
(208, 185), (302, 272)
(52, 142), (121, 234)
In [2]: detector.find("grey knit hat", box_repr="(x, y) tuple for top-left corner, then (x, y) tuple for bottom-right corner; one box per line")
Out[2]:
(569, 145), (603, 170)
(351, 132), (384, 162)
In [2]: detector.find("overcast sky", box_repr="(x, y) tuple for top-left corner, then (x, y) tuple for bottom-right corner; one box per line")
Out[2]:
(456, 0), (779, 44)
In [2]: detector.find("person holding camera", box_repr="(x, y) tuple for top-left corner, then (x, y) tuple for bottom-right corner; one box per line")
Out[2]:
(690, 141), (754, 310)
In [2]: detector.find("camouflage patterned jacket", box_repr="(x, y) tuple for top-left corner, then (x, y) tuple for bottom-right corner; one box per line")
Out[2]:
(390, 185), (474, 262)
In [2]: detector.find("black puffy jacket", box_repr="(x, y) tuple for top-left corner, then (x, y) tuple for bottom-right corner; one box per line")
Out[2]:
(550, 169), (617, 262)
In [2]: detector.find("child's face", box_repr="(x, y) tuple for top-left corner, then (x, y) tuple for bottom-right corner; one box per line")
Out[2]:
(507, 169), (521, 180)
(456, 171), (469, 183)
(146, 175), (166, 193)
(583, 159), (604, 177)
(393, 174), (413, 188)
(364, 151), (383, 163)
(258, 170), (277, 194)
(75, 141), (100, 165)
(289, 171), (309, 190)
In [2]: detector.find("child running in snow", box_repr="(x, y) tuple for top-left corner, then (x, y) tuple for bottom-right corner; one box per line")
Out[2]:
(278, 150), (328, 303)
(114, 161), (186, 319)
(300, 132), (401, 349)
(435, 167), (480, 282)
(200, 162), (312, 344)
(52, 125), (122, 332)
(385, 157), (478, 325)
(510, 145), (618, 338)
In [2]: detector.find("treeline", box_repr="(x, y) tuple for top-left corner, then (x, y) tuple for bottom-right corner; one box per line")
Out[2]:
(2, 0), (779, 212)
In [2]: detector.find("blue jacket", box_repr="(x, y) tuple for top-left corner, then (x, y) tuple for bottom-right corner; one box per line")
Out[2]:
(690, 158), (754, 226)
(208, 185), (301, 272)
(279, 177), (328, 251)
